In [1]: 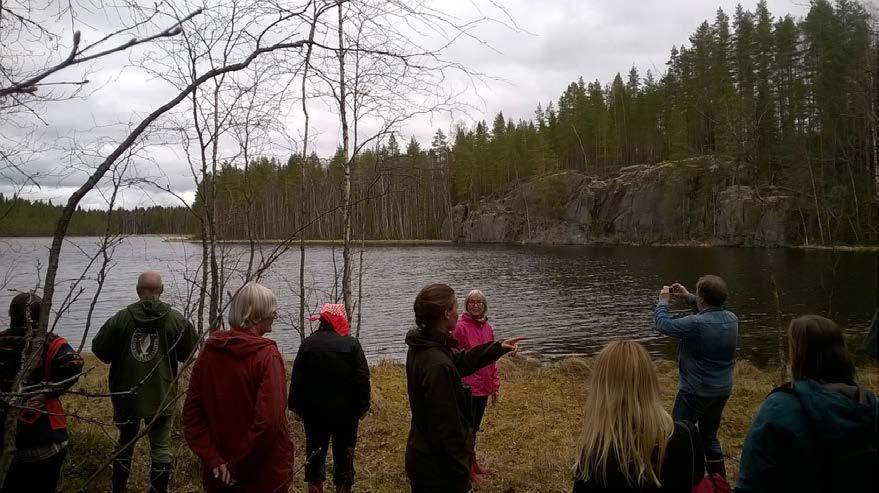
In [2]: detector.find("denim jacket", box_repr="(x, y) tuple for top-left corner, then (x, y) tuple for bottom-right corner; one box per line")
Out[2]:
(655, 295), (738, 396)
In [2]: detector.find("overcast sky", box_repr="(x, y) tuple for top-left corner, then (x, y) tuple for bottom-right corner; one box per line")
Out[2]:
(3, 0), (811, 209)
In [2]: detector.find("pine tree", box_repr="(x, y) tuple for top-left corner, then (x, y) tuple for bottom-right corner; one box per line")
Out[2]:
(712, 8), (738, 155)
(734, 4), (756, 162)
(754, 0), (778, 176)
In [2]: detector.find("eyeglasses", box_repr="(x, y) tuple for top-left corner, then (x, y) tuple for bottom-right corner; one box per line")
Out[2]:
(467, 300), (485, 305)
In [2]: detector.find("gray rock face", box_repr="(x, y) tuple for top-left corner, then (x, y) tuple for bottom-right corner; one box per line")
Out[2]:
(450, 157), (811, 247)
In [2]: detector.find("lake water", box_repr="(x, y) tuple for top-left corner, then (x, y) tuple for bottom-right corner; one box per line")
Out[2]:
(0, 236), (874, 365)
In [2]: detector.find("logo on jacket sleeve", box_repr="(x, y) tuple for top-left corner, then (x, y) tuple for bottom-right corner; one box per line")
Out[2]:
(130, 328), (159, 362)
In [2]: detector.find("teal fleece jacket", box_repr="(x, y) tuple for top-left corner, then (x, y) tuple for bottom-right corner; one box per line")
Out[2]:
(736, 379), (879, 493)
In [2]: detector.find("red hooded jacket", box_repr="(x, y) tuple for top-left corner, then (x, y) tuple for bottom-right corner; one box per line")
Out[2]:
(183, 329), (294, 493)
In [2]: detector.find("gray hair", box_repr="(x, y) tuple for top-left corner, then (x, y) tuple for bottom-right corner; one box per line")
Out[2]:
(465, 289), (488, 314)
(228, 282), (277, 328)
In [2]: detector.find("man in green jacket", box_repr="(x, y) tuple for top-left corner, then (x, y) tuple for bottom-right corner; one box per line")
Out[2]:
(92, 270), (198, 493)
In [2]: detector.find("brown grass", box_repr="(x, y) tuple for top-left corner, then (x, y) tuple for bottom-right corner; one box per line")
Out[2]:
(58, 355), (879, 492)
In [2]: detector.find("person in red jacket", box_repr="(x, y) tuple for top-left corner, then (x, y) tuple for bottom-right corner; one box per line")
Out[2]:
(452, 289), (500, 480)
(183, 282), (294, 492)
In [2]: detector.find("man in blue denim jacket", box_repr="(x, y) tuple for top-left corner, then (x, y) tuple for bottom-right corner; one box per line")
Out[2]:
(655, 275), (738, 479)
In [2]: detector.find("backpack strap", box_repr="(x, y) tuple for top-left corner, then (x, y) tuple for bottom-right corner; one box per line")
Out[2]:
(768, 382), (795, 397)
(678, 420), (699, 484)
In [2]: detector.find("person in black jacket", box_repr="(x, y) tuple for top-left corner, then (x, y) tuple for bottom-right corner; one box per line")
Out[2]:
(405, 283), (523, 493)
(0, 292), (84, 493)
(289, 303), (370, 493)
(573, 341), (703, 493)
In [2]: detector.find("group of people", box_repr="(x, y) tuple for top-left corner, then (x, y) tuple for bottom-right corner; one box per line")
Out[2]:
(0, 270), (876, 493)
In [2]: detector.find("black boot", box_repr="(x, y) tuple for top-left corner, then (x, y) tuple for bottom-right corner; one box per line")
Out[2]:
(149, 461), (172, 493)
(111, 458), (132, 493)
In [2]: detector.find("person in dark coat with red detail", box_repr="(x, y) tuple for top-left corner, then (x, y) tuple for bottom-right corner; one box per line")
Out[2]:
(289, 303), (370, 493)
(183, 282), (294, 493)
(405, 283), (524, 493)
(0, 292), (83, 493)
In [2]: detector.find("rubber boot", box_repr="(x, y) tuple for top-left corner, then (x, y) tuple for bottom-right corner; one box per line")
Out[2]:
(706, 459), (727, 478)
(469, 462), (483, 487)
(335, 485), (352, 493)
(307, 482), (325, 493)
(149, 461), (172, 493)
(473, 457), (492, 476)
(111, 457), (132, 493)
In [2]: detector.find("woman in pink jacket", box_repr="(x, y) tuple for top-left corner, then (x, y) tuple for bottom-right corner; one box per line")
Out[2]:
(452, 289), (500, 478)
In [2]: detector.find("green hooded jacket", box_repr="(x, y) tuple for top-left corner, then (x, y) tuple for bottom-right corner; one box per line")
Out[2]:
(92, 299), (198, 418)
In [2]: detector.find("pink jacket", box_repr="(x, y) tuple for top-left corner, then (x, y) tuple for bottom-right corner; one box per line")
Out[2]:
(452, 313), (500, 397)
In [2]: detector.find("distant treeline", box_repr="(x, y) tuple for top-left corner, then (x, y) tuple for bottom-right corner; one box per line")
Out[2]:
(194, 0), (877, 244)
(4, 1), (876, 243)
(0, 194), (194, 237)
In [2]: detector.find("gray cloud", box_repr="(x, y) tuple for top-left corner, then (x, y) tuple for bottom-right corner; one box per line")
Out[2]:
(2, 0), (810, 208)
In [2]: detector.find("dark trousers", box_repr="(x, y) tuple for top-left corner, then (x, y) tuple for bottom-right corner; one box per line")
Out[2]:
(115, 415), (172, 463)
(1, 447), (67, 493)
(672, 391), (730, 470)
(471, 396), (489, 434)
(304, 417), (359, 487)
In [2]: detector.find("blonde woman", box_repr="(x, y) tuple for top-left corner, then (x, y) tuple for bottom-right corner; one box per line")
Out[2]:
(183, 282), (294, 492)
(573, 341), (703, 493)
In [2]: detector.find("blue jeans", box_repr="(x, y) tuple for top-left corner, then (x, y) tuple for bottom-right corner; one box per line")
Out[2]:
(672, 391), (729, 471)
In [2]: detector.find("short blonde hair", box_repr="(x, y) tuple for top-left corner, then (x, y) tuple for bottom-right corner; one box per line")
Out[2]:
(228, 282), (277, 328)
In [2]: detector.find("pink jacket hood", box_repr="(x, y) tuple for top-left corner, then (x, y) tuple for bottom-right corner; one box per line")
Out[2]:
(452, 313), (501, 397)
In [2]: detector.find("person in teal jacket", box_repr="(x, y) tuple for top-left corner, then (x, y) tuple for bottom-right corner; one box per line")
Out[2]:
(92, 270), (198, 493)
(736, 315), (879, 493)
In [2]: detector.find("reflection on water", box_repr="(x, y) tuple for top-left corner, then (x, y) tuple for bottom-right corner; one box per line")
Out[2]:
(0, 237), (874, 365)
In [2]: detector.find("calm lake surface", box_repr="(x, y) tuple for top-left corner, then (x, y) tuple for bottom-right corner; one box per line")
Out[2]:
(0, 236), (874, 365)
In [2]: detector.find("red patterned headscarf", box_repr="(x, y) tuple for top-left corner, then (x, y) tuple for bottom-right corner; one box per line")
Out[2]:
(309, 303), (350, 336)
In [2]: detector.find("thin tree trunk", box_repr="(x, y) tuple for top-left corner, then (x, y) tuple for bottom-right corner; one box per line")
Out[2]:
(356, 234), (365, 338)
(299, 4), (318, 341)
(846, 161), (861, 241)
(807, 155), (825, 244)
(770, 269), (786, 384)
(208, 81), (221, 330)
(338, 2), (353, 320)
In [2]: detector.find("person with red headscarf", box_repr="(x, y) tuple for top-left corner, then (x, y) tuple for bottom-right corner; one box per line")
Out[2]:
(288, 304), (371, 493)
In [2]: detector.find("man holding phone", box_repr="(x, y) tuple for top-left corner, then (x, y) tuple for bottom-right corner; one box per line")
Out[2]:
(655, 275), (738, 479)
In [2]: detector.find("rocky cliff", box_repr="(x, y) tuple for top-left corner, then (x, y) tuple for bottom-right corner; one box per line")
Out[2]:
(447, 156), (824, 247)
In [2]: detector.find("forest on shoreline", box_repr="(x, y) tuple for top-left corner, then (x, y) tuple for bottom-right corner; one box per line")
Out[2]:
(2, 0), (877, 246)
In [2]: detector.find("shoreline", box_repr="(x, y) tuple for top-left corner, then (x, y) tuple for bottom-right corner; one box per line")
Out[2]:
(169, 237), (453, 246)
(3, 235), (876, 250)
(167, 236), (879, 251)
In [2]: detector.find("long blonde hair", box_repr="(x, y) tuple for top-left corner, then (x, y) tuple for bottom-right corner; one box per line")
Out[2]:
(574, 341), (674, 487)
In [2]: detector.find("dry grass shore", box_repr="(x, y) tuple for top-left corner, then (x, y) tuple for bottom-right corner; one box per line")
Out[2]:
(58, 354), (879, 492)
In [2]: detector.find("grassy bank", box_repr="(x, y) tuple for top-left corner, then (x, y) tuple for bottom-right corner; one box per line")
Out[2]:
(58, 355), (879, 492)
